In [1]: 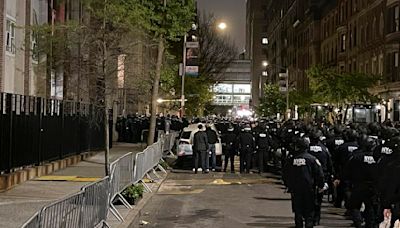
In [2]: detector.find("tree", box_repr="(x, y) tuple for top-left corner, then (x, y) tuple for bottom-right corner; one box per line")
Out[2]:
(175, 13), (238, 116)
(257, 84), (286, 118)
(138, 0), (195, 145)
(307, 65), (381, 105)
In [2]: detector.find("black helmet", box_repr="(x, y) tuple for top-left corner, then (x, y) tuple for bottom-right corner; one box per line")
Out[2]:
(309, 129), (323, 141)
(368, 122), (381, 136)
(385, 136), (400, 154)
(344, 129), (359, 142)
(381, 127), (400, 140)
(358, 134), (376, 151)
(293, 136), (310, 153)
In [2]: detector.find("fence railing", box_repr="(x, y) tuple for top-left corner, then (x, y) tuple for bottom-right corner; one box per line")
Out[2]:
(22, 132), (177, 228)
(0, 92), (106, 173)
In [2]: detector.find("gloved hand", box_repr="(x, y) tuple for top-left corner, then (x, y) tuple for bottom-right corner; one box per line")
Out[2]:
(319, 183), (329, 193)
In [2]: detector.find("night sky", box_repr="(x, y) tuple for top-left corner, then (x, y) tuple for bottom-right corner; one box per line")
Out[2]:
(197, 0), (246, 53)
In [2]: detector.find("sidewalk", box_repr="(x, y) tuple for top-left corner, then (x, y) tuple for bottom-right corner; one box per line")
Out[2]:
(0, 143), (144, 228)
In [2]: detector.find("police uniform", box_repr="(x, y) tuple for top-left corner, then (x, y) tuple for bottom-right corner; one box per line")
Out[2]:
(283, 137), (325, 228)
(344, 136), (379, 228)
(308, 134), (333, 225)
(256, 132), (269, 173)
(222, 128), (237, 173)
(238, 128), (255, 173)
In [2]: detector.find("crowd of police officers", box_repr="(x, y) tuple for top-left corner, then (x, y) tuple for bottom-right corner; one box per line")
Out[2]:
(217, 119), (400, 228)
(115, 115), (188, 143)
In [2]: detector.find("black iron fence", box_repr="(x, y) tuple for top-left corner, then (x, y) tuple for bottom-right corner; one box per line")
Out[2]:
(0, 92), (106, 173)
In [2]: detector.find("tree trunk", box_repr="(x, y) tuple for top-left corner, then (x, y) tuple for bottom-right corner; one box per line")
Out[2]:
(104, 100), (110, 176)
(148, 36), (164, 145)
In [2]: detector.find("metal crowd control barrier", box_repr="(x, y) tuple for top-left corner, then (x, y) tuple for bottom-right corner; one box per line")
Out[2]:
(80, 177), (110, 228)
(38, 191), (85, 227)
(21, 212), (39, 228)
(22, 135), (170, 227)
(22, 177), (111, 228)
(108, 153), (135, 221)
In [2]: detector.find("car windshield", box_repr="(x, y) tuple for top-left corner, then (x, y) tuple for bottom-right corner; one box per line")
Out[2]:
(181, 131), (191, 139)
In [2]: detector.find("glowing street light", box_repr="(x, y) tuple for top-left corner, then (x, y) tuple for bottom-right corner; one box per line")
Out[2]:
(262, 61), (269, 67)
(218, 22), (227, 30)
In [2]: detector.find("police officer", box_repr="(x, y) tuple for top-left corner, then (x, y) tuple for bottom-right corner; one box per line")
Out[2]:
(222, 126), (237, 173)
(344, 134), (379, 228)
(377, 135), (400, 226)
(308, 129), (333, 225)
(283, 136), (325, 228)
(334, 129), (359, 209)
(238, 127), (255, 173)
(256, 131), (270, 173)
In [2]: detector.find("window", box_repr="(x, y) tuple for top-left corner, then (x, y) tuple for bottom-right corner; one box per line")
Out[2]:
(262, 38), (269, 45)
(6, 18), (15, 54)
(341, 34), (346, 51)
(233, 84), (251, 94)
(214, 84), (232, 93)
(395, 52), (399, 67)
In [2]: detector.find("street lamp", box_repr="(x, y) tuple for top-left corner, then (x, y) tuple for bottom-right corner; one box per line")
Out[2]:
(262, 61), (269, 67)
(218, 22), (227, 30)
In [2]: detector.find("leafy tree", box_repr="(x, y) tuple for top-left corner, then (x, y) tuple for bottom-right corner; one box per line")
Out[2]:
(139, 0), (196, 145)
(307, 65), (381, 105)
(257, 84), (286, 118)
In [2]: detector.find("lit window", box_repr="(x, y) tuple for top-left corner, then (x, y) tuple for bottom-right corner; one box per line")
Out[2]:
(262, 38), (269, 44)
(262, 71), (268, 76)
(6, 18), (15, 54)
(341, 34), (346, 52)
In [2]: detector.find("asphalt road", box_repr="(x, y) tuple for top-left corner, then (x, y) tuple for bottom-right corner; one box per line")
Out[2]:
(129, 171), (353, 228)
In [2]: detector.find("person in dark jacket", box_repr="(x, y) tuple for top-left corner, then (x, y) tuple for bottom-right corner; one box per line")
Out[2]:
(238, 127), (255, 173)
(283, 136), (325, 228)
(206, 125), (218, 171)
(256, 131), (269, 173)
(377, 136), (400, 226)
(308, 129), (333, 225)
(222, 127), (237, 173)
(344, 134), (379, 228)
(192, 124), (209, 174)
(334, 129), (359, 209)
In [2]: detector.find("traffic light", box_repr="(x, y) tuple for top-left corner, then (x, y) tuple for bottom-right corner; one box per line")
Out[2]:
(278, 72), (288, 93)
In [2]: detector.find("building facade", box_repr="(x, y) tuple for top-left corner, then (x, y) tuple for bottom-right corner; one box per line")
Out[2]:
(1, 0), (48, 96)
(212, 60), (252, 114)
(246, 0), (270, 106)
(248, 0), (400, 121)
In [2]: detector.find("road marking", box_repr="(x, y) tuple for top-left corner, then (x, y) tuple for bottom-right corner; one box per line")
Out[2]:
(34, 176), (100, 182)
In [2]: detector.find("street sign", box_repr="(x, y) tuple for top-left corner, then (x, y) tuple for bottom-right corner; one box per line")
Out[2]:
(185, 66), (199, 77)
(186, 41), (199, 48)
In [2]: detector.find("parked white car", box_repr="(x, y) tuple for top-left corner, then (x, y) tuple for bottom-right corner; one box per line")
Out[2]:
(177, 123), (222, 157)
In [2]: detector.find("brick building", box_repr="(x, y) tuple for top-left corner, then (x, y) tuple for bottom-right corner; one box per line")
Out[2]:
(248, 0), (400, 121)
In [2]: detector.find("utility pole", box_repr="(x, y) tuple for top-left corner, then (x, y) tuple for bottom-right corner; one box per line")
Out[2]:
(181, 34), (187, 118)
(286, 68), (289, 119)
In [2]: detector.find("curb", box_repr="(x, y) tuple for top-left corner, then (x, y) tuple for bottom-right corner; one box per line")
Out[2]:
(116, 171), (169, 228)
(0, 151), (97, 192)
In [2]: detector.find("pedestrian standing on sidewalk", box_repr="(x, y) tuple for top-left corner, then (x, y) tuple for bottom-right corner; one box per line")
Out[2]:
(206, 124), (218, 171)
(192, 124), (209, 174)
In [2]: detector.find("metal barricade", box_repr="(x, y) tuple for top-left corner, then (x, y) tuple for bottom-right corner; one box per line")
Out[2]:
(80, 177), (110, 228)
(21, 135), (169, 227)
(38, 191), (85, 228)
(21, 212), (39, 228)
(108, 152), (135, 222)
